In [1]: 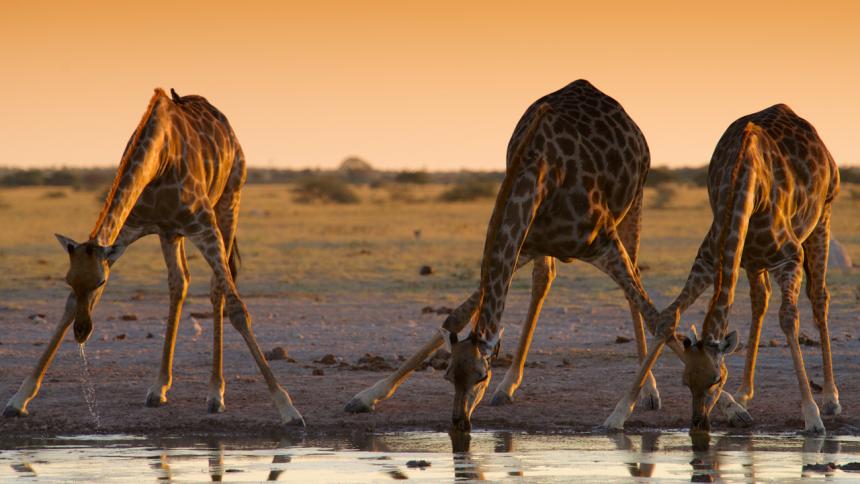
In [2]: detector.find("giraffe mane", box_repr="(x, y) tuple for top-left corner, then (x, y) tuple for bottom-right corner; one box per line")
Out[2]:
(473, 102), (552, 333)
(702, 121), (763, 338)
(89, 89), (168, 240)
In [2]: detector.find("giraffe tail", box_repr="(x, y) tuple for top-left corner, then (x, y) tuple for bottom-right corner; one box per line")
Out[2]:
(228, 236), (241, 282)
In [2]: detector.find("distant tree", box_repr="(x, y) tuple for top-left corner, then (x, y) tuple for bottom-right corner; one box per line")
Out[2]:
(293, 175), (359, 204)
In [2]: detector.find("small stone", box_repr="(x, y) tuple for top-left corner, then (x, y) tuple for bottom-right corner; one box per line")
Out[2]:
(114, 333), (126, 340)
(421, 306), (435, 314)
(146, 333), (155, 339)
(768, 339), (780, 347)
(615, 335), (632, 344)
(312, 368), (325, 376)
(492, 353), (513, 368)
(406, 460), (431, 469)
(121, 314), (138, 321)
(315, 354), (337, 365)
(28, 314), (47, 324)
(798, 332), (820, 347)
(809, 379), (823, 393)
(266, 346), (289, 361)
(419, 265), (434, 276)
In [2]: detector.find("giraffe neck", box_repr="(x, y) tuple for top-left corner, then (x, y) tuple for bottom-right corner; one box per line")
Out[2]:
(90, 90), (169, 245)
(701, 123), (761, 340)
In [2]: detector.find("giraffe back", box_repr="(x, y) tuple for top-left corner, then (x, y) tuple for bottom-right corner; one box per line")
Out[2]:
(509, 80), (650, 259)
(706, 104), (839, 269)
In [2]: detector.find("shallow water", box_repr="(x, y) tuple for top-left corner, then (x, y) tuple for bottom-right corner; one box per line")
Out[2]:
(2, 431), (860, 482)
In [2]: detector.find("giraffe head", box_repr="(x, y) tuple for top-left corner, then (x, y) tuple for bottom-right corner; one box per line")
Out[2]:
(55, 234), (125, 343)
(440, 327), (503, 432)
(681, 325), (739, 432)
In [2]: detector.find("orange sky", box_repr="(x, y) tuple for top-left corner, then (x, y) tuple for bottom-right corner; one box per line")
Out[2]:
(1, 0), (858, 170)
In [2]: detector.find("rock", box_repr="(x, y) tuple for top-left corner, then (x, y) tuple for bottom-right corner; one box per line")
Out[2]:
(615, 335), (632, 344)
(191, 317), (203, 340)
(114, 333), (126, 340)
(802, 462), (837, 473)
(146, 333), (155, 339)
(798, 331), (820, 347)
(28, 314), (47, 324)
(405, 460), (431, 469)
(428, 349), (451, 370)
(421, 306), (435, 314)
(768, 339), (780, 347)
(558, 358), (573, 368)
(352, 353), (394, 371)
(315, 354), (337, 365)
(265, 347), (290, 361)
(492, 353), (513, 368)
(809, 379), (823, 393)
(121, 314), (138, 321)
(419, 265), (434, 276)
(829, 239), (853, 269)
(312, 368), (325, 376)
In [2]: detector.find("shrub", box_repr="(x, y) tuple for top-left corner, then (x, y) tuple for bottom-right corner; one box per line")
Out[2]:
(293, 176), (359, 204)
(649, 184), (678, 209)
(394, 170), (431, 184)
(438, 178), (498, 202)
(1, 169), (44, 186)
(645, 167), (679, 187)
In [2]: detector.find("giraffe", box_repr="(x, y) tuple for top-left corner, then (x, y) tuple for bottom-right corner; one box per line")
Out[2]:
(602, 104), (841, 434)
(2, 88), (305, 426)
(346, 79), (679, 430)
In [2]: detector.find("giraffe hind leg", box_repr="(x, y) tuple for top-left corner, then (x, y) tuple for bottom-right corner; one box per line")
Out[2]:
(803, 203), (840, 415)
(190, 208), (304, 426)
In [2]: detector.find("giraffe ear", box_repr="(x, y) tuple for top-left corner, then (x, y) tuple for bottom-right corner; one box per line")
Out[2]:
(684, 324), (699, 349)
(439, 327), (459, 353)
(55, 234), (79, 254)
(102, 243), (126, 264)
(719, 330), (739, 356)
(479, 328), (504, 360)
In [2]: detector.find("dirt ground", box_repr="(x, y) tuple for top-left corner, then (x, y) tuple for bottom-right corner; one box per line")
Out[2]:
(1, 290), (859, 438)
(0, 184), (858, 437)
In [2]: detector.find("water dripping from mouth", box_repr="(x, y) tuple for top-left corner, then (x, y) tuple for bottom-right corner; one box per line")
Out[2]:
(78, 344), (101, 430)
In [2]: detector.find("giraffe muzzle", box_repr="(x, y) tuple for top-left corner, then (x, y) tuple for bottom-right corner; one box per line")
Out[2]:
(73, 316), (93, 344)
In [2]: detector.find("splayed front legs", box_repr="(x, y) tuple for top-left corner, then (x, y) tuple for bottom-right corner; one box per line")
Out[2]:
(489, 257), (555, 406)
(3, 294), (77, 417)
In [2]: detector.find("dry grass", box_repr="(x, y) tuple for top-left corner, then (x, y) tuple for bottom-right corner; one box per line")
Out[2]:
(0, 183), (857, 315)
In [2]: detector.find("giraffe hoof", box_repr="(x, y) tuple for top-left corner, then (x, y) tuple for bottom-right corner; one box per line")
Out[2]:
(822, 401), (842, 416)
(2, 404), (27, 418)
(284, 415), (306, 427)
(727, 408), (754, 427)
(489, 392), (513, 406)
(144, 392), (167, 408)
(638, 393), (661, 411)
(344, 397), (374, 414)
(206, 398), (226, 414)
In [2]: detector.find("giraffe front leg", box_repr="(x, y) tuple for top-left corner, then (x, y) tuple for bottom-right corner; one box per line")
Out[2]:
(490, 257), (554, 406)
(4, 294), (76, 417)
(145, 236), (189, 408)
(345, 290), (482, 413)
